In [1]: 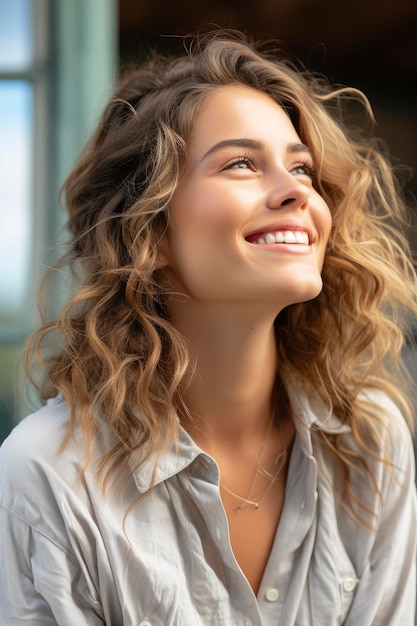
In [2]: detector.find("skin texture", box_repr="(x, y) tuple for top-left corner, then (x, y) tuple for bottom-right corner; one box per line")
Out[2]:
(158, 85), (332, 592)
(160, 85), (331, 310)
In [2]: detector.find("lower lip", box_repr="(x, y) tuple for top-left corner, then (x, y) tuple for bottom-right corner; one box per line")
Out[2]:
(247, 242), (312, 254)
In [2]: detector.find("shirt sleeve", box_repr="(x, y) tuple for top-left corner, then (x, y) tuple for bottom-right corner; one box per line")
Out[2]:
(344, 403), (417, 625)
(0, 505), (106, 626)
(0, 408), (108, 626)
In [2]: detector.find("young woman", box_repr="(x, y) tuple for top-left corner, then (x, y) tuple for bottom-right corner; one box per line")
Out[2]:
(1, 32), (416, 625)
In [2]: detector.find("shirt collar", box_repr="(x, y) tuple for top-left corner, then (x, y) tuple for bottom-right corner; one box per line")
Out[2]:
(132, 424), (206, 493)
(132, 388), (351, 492)
(289, 387), (351, 456)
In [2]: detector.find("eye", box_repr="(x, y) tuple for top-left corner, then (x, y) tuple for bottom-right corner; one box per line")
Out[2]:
(291, 162), (316, 179)
(223, 155), (256, 171)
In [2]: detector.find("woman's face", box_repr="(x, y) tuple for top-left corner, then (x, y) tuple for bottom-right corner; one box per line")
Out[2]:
(159, 84), (332, 312)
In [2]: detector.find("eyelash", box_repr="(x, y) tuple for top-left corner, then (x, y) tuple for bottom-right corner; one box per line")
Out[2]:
(292, 162), (316, 180)
(223, 154), (257, 170)
(223, 155), (316, 180)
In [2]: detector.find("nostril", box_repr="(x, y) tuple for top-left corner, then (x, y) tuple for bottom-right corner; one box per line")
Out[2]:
(281, 197), (296, 206)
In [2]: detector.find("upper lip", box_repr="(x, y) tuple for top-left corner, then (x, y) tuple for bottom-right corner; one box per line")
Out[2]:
(244, 219), (315, 244)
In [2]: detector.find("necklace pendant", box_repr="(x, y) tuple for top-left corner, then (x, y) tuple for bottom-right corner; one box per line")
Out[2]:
(254, 502), (259, 510)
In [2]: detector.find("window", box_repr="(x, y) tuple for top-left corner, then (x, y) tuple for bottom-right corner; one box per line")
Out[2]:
(0, 0), (48, 336)
(0, 0), (117, 440)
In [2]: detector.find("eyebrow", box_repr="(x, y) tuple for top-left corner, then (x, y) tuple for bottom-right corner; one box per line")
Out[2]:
(201, 138), (311, 161)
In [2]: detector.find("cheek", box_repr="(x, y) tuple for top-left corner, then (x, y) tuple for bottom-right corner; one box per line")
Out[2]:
(320, 208), (332, 267)
(170, 186), (248, 241)
(325, 212), (332, 249)
(164, 187), (246, 294)
(316, 195), (332, 239)
(325, 202), (333, 233)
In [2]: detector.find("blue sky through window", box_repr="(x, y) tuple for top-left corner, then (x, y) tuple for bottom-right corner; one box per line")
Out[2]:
(0, 0), (33, 319)
(0, 81), (33, 315)
(0, 0), (32, 70)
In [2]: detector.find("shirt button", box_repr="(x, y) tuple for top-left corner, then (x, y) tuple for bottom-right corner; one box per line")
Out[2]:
(265, 587), (280, 602)
(342, 577), (357, 593)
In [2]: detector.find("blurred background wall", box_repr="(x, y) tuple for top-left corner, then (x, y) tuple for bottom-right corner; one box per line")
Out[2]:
(1, 0), (417, 442)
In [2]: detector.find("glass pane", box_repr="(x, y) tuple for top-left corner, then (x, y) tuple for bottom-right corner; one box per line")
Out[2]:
(0, 0), (32, 70)
(0, 81), (32, 320)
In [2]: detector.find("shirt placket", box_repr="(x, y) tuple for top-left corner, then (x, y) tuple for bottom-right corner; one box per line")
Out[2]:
(187, 454), (264, 626)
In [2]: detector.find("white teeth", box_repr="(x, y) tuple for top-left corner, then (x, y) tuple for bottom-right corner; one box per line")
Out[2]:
(295, 231), (308, 244)
(254, 230), (309, 245)
(284, 231), (296, 243)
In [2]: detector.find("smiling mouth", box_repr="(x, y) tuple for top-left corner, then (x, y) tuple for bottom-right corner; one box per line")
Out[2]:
(249, 230), (310, 245)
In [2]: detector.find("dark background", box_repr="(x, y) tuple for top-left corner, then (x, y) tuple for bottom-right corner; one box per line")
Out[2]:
(118, 0), (417, 243)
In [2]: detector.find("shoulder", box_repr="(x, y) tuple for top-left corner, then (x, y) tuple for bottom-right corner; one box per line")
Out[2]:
(334, 390), (416, 518)
(0, 398), (117, 624)
(0, 396), (88, 525)
(291, 386), (413, 460)
(0, 396), (75, 480)
(359, 387), (407, 423)
(300, 386), (416, 497)
(357, 388), (414, 469)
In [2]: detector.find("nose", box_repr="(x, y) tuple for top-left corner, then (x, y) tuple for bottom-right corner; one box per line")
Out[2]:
(266, 172), (310, 211)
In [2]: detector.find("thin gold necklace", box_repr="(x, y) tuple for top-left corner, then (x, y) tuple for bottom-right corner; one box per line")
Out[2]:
(220, 418), (287, 512)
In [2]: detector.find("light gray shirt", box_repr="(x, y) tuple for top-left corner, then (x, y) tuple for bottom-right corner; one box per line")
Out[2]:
(0, 390), (416, 625)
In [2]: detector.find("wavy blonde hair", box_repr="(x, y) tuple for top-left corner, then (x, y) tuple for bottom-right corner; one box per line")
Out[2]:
(27, 32), (417, 516)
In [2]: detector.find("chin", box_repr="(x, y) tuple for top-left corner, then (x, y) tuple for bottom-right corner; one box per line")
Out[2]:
(285, 276), (324, 306)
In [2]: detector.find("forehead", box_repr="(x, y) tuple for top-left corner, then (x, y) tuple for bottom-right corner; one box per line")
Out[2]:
(187, 84), (301, 156)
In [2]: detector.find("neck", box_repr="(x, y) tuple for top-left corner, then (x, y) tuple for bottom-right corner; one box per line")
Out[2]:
(171, 301), (281, 442)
